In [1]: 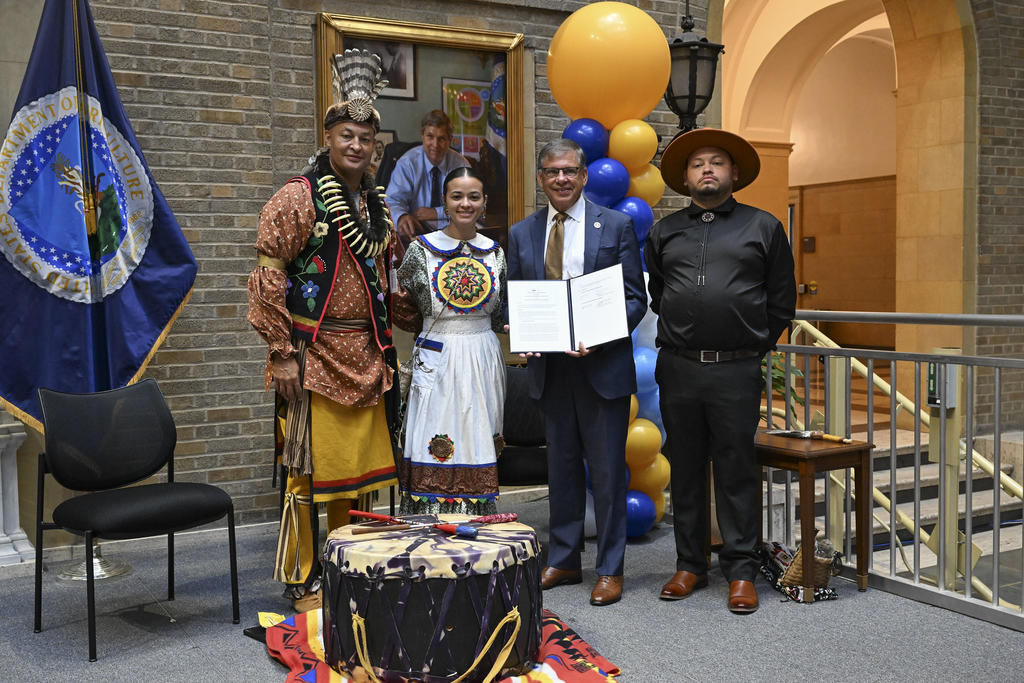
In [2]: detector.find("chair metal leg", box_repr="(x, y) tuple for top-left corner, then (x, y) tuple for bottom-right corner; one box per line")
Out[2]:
(34, 457), (45, 634)
(168, 532), (174, 601)
(85, 531), (97, 662)
(227, 507), (239, 624)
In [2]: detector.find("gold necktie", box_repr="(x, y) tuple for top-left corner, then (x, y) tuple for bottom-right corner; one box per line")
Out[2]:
(544, 211), (567, 280)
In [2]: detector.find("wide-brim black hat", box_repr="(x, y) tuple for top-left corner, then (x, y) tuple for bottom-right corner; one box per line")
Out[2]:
(660, 128), (760, 196)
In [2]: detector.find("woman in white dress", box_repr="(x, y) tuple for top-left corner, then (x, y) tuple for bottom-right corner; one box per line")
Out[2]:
(396, 167), (507, 515)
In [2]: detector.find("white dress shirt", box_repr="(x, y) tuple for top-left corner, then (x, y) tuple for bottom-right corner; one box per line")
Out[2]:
(542, 195), (586, 280)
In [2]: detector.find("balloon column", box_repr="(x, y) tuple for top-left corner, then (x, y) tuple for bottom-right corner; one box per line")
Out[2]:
(550, 2), (669, 268)
(550, 3), (671, 538)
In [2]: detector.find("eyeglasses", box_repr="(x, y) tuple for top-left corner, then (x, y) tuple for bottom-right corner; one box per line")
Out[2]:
(539, 166), (582, 179)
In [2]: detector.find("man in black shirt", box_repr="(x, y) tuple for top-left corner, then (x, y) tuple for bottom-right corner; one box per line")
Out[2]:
(645, 128), (795, 614)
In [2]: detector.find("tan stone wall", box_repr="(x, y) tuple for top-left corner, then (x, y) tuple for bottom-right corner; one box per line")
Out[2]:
(885, 0), (970, 357)
(735, 141), (792, 226)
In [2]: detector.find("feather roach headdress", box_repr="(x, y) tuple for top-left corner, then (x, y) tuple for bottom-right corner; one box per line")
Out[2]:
(323, 48), (388, 132)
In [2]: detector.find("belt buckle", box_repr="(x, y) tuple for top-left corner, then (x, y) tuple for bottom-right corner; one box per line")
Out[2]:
(700, 350), (718, 363)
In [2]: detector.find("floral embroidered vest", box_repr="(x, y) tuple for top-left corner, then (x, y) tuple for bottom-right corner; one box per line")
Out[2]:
(283, 168), (393, 351)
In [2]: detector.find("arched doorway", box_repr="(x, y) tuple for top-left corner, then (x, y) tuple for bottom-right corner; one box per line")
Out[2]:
(708, 0), (976, 354)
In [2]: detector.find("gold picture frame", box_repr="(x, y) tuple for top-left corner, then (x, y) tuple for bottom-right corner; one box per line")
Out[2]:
(316, 13), (526, 233)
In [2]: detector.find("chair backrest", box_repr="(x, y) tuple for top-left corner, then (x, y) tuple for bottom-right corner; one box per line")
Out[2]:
(375, 140), (421, 189)
(38, 378), (176, 491)
(502, 364), (545, 447)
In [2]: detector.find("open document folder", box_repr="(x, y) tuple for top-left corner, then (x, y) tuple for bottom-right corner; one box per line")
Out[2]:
(507, 263), (628, 353)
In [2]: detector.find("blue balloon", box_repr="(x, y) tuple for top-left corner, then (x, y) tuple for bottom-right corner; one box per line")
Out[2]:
(562, 118), (608, 165)
(636, 386), (661, 423)
(613, 196), (655, 244)
(633, 346), (658, 394)
(625, 489), (657, 538)
(584, 157), (630, 208)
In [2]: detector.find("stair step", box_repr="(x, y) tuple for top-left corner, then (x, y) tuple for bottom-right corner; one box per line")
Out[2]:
(808, 461), (1015, 500)
(798, 484), (1022, 541)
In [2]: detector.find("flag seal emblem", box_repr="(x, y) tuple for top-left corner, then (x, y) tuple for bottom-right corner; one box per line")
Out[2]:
(0, 85), (154, 303)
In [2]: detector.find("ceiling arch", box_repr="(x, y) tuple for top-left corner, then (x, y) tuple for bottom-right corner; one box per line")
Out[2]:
(722, 0), (889, 141)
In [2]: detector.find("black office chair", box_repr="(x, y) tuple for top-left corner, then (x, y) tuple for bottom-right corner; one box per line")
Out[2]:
(34, 378), (239, 661)
(497, 364), (548, 485)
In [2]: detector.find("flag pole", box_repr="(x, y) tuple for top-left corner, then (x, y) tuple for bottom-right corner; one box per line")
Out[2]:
(55, 0), (128, 584)
(72, 0), (98, 246)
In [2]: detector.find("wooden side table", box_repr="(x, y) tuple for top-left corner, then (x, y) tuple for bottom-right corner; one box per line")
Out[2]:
(755, 431), (873, 601)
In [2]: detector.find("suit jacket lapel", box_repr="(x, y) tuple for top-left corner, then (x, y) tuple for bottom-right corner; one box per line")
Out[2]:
(530, 209), (547, 279)
(583, 201), (602, 274)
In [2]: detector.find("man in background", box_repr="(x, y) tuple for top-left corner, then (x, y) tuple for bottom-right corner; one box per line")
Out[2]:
(386, 109), (469, 246)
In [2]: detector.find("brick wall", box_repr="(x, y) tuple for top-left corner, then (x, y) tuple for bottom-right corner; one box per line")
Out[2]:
(82, 0), (703, 525)
(970, 0), (1024, 431)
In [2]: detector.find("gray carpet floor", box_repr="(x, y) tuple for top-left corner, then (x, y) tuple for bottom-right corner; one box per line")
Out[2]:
(1, 492), (1022, 681)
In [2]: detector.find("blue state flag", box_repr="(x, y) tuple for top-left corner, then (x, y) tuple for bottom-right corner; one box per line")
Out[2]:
(0, 0), (197, 430)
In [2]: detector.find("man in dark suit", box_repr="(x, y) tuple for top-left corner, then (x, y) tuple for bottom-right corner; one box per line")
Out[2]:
(507, 138), (646, 606)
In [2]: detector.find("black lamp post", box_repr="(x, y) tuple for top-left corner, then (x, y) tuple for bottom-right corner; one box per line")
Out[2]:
(664, 2), (725, 134)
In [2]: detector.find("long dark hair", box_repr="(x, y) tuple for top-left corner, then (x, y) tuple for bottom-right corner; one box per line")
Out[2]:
(443, 166), (487, 197)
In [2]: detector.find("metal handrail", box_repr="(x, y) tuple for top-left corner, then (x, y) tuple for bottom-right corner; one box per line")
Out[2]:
(777, 317), (1024, 613)
(796, 309), (1024, 328)
(790, 319), (1024, 501)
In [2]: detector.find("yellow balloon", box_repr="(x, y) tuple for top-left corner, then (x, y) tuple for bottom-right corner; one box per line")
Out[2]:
(547, 2), (671, 129)
(629, 394), (639, 422)
(652, 486), (667, 524)
(609, 119), (659, 172)
(630, 452), (670, 497)
(628, 163), (666, 207)
(625, 418), (660, 470)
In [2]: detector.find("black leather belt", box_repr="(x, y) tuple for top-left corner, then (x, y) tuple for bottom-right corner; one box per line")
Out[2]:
(671, 348), (762, 363)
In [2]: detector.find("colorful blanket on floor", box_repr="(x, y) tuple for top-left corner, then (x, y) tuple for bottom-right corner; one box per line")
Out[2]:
(263, 608), (620, 682)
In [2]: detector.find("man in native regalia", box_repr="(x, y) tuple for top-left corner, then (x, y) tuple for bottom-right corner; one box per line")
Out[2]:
(247, 49), (401, 612)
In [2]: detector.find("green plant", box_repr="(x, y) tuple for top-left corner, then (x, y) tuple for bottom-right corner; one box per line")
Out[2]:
(762, 353), (804, 427)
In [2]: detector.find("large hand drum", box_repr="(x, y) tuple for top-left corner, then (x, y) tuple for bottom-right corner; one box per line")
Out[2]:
(322, 514), (542, 682)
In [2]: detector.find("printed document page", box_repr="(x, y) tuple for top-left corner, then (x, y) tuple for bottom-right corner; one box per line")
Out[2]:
(569, 263), (627, 348)
(507, 279), (572, 353)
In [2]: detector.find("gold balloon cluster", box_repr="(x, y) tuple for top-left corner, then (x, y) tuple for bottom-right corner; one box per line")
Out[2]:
(626, 397), (670, 524)
(547, 2), (668, 210)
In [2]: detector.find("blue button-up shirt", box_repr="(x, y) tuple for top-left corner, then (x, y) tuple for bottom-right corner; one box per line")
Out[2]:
(385, 146), (470, 229)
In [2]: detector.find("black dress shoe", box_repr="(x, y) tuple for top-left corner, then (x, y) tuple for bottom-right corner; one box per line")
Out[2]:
(539, 566), (583, 590)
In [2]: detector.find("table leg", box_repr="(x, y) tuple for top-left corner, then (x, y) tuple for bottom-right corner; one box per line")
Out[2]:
(798, 464), (816, 603)
(855, 457), (871, 591)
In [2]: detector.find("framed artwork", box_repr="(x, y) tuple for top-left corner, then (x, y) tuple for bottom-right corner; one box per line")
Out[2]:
(442, 78), (490, 160)
(345, 38), (416, 99)
(315, 13), (526, 236)
(369, 129), (395, 177)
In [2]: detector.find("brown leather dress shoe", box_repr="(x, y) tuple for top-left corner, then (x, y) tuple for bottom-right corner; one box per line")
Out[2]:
(590, 575), (623, 606)
(659, 570), (708, 600)
(727, 580), (759, 614)
(539, 566), (583, 590)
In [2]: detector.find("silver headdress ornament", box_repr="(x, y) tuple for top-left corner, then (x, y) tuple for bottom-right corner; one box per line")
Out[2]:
(324, 48), (388, 130)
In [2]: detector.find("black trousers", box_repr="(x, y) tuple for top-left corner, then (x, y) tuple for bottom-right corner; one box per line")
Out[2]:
(657, 351), (763, 581)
